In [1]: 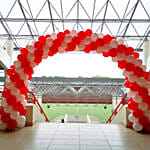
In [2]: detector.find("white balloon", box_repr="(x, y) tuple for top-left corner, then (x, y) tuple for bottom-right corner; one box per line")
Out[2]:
(128, 75), (136, 82)
(133, 95), (142, 103)
(136, 59), (143, 66)
(103, 44), (111, 52)
(6, 78), (11, 84)
(110, 40), (118, 48)
(27, 53), (35, 61)
(127, 90), (136, 98)
(42, 53), (48, 59)
(10, 111), (19, 120)
(133, 122), (143, 131)
(24, 80), (30, 87)
(14, 61), (21, 68)
(20, 73), (28, 81)
(51, 33), (57, 40)
(4, 105), (13, 113)
(6, 81), (14, 90)
(96, 47), (103, 54)
(17, 116), (26, 128)
(46, 38), (53, 47)
(65, 35), (72, 43)
(91, 33), (98, 41)
(144, 110), (150, 118)
(128, 114), (136, 123)
(22, 100), (27, 106)
(112, 56), (119, 62)
(139, 103), (148, 111)
(84, 37), (91, 45)
(16, 94), (25, 102)
(11, 88), (20, 96)
(70, 30), (77, 37)
(118, 39), (124, 45)
(1, 100), (7, 106)
(28, 45), (35, 53)
(99, 33), (104, 38)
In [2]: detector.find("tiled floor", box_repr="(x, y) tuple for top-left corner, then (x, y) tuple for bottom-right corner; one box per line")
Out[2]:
(0, 123), (150, 150)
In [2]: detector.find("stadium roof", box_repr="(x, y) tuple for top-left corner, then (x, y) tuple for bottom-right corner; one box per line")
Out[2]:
(0, 0), (150, 50)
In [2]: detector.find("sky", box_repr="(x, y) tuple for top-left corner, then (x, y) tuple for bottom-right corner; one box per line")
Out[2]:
(12, 51), (144, 78)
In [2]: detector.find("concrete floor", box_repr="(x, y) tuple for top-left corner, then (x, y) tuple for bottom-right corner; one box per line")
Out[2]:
(0, 123), (150, 150)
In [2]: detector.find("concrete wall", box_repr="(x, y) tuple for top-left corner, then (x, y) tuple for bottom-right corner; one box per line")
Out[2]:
(111, 96), (131, 127)
(143, 40), (150, 70)
(25, 104), (45, 126)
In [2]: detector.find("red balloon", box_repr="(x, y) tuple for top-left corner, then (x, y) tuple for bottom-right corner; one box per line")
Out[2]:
(34, 49), (43, 57)
(45, 34), (50, 38)
(133, 67), (143, 77)
(130, 82), (140, 92)
(0, 107), (5, 115)
(48, 51), (54, 56)
(7, 69), (15, 76)
(139, 116), (149, 126)
(34, 57), (42, 64)
(85, 29), (92, 36)
(49, 45), (58, 54)
(128, 100), (138, 111)
(53, 39), (61, 47)
(103, 34), (112, 44)
(125, 63), (135, 72)
(17, 54), (27, 62)
(21, 48), (29, 55)
(144, 72), (150, 81)
(96, 38), (104, 47)
(1, 113), (10, 122)
(89, 42), (97, 50)
(84, 45), (91, 53)
(129, 121), (133, 128)
(78, 31), (86, 40)
(124, 80), (131, 88)
(57, 32), (65, 41)
(102, 51), (109, 57)
(133, 52), (139, 59)
(21, 61), (30, 69)
(143, 124), (150, 132)
(142, 96), (150, 104)
(7, 119), (17, 130)
(12, 101), (23, 112)
(2, 88), (11, 98)
(126, 47), (134, 55)
(117, 44), (126, 53)
(72, 37), (80, 45)
(34, 41), (43, 50)
(118, 60), (127, 69)
(64, 29), (70, 35)
(132, 109), (143, 118)
(6, 95), (17, 105)
(10, 72), (20, 83)
(24, 66), (34, 76)
(138, 87), (148, 97)
(66, 42), (76, 51)
(109, 48), (118, 57)
(20, 107), (27, 115)
(38, 36), (46, 45)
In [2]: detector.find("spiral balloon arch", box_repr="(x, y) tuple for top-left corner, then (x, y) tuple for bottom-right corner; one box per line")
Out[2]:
(0, 29), (150, 132)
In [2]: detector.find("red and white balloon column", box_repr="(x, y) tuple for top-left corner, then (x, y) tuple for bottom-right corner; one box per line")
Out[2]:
(0, 29), (150, 131)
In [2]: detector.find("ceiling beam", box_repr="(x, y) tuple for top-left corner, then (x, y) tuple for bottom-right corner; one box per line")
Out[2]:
(18, 0), (34, 39)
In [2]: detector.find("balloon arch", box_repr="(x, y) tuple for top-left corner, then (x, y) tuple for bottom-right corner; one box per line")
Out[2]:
(0, 29), (150, 132)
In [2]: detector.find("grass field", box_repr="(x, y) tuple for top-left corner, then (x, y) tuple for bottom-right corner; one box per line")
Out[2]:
(42, 103), (113, 122)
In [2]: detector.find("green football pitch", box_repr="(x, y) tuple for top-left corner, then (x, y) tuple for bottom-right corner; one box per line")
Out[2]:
(42, 103), (113, 122)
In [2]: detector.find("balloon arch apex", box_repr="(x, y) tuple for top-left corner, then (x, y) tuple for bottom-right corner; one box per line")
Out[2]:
(0, 29), (150, 132)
